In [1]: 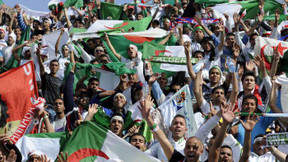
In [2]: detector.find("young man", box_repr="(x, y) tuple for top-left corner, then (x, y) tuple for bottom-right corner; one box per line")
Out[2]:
(130, 133), (147, 151)
(145, 115), (187, 161)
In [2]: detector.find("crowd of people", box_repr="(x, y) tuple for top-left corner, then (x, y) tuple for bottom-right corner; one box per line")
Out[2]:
(0, 0), (288, 161)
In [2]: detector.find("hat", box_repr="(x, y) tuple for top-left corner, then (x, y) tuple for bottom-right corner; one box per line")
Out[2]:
(113, 93), (127, 103)
(183, 23), (193, 31)
(194, 24), (204, 33)
(95, 46), (104, 53)
(129, 44), (138, 51)
(128, 5), (134, 10)
(22, 46), (31, 56)
(9, 32), (16, 42)
(209, 65), (222, 76)
(28, 150), (44, 157)
(61, 44), (69, 50)
(201, 37), (215, 49)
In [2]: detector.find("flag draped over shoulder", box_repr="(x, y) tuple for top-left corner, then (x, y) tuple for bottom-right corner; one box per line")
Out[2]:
(101, 2), (123, 20)
(64, 0), (83, 9)
(159, 85), (197, 137)
(0, 61), (38, 138)
(255, 36), (288, 73)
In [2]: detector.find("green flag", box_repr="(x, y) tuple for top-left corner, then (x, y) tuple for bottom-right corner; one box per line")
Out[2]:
(64, 0), (83, 8)
(195, 0), (228, 5)
(101, 2), (123, 20)
(5, 26), (31, 69)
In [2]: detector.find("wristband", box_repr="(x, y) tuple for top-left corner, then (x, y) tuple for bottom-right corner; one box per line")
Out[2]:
(149, 124), (157, 130)
(151, 126), (159, 133)
(43, 115), (48, 120)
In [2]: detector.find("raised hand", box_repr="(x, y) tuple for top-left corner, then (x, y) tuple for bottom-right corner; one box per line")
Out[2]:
(232, 43), (240, 59)
(240, 113), (259, 132)
(233, 12), (240, 25)
(148, 73), (160, 85)
(195, 15), (202, 25)
(245, 60), (255, 72)
(57, 152), (69, 162)
(253, 55), (265, 70)
(40, 154), (51, 162)
(88, 103), (98, 116)
(6, 149), (17, 162)
(138, 95), (153, 121)
(220, 103), (235, 124)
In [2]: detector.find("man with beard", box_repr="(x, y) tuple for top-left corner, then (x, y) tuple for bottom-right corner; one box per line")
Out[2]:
(130, 133), (147, 151)
(145, 115), (187, 161)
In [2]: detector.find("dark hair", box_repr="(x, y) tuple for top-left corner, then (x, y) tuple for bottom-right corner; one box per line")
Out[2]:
(193, 50), (204, 58)
(221, 145), (233, 154)
(152, 20), (160, 26)
(90, 59), (98, 64)
(76, 83), (87, 90)
(226, 32), (235, 39)
(131, 82), (143, 104)
(88, 77), (99, 84)
(211, 86), (225, 95)
(50, 59), (59, 65)
(241, 71), (256, 82)
(172, 114), (186, 126)
(281, 28), (288, 37)
(201, 37), (216, 61)
(242, 94), (258, 110)
(54, 98), (64, 102)
(249, 33), (258, 41)
(87, 38), (96, 44)
(129, 133), (146, 143)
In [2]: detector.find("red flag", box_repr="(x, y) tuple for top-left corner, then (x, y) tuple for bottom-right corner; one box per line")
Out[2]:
(0, 61), (38, 140)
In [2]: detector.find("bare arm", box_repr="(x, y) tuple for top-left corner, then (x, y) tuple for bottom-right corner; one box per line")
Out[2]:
(64, 7), (72, 29)
(269, 47), (280, 78)
(268, 146), (287, 162)
(71, 6), (83, 17)
(178, 26), (184, 45)
(208, 103), (235, 162)
(43, 111), (54, 133)
(193, 70), (204, 107)
(104, 33), (121, 60)
(184, 43), (196, 80)
(36, 46), (45, 76)
(217, 21), (225, 51)
(139, 95), (174, 160)
(55, 28), (65, 57)
(196, 15), (213, 36)
(158, 31), (173, 45)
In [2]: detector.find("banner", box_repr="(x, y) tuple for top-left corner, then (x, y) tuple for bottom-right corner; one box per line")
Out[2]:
(149, 56), (198, 65)
(159, 85), (197, 137)
(266, 132), (288, 147)
(176, 18), (220, 24)
(0, 61), (38, 139)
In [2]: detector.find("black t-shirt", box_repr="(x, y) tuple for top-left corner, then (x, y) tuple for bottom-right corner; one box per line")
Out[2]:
(169, 150), (185, 162)
(41, 73), (63, 105)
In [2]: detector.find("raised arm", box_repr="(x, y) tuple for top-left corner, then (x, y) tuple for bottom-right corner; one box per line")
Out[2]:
(71, 6), (83, 18)
(184, 43), (196, 80)
(269, 46), (280, 78)
(12, 42), (28, 63)
(239, 115), (259, 162)
(36, 45), (45, 76)
(104, 33), (122, 60)
(208, 103), (235, 162)
(193, 70), (204, 107)
(158, 30), (174, 45)
(196, 15), (213, 36)
(55, 28), (65, 57)
(139, 95), (174, 160)
(217, 21), (225, 51)
(64, 7), (72, 29)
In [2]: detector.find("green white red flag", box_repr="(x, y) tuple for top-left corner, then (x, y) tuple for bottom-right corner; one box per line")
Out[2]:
(16, 121), (160, 162)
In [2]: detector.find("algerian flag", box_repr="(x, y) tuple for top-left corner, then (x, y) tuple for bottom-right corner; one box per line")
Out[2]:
(17, 122), (159, 162)
(212, 0), (283, 20)
(102, 32), (177, 63)
(61, 122), (159, 161)
(159, 85), (197, 137)
(19, 4), (49, 19)
(101, 2), (123, 20)
(65, 62), (136, 92)
(0, 0), (3, 5)
(255, 36), (288, 71)
(143, 41), (187, 73)
(16, 132), (67, 161)
(196, 0), (228, 6)
(41, 29), (69, 60)
(64, 0), (83, 9)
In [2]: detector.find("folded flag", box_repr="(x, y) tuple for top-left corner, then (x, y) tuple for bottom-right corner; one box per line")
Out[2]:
(64, 0), (83, 9)
(159, 85), (197, 137)
(0, 61), (38, 142)
(176, 18), (220, 24)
